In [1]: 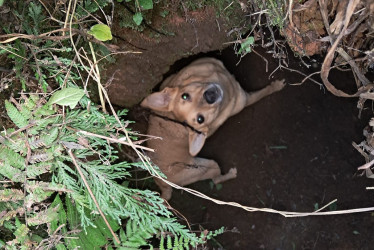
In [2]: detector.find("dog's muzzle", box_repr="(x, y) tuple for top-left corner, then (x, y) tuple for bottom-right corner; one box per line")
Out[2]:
(203, 83), (223, 104)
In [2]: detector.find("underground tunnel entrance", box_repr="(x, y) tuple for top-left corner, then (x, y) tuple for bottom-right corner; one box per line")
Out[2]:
(130, 46), (374, 249)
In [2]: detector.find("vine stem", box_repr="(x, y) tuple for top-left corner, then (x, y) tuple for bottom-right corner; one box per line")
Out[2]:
(67, 149), (120, 244)
(89, 41), (106, 113)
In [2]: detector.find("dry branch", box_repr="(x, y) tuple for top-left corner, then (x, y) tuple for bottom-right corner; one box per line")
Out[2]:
(319, 0), (373, 97)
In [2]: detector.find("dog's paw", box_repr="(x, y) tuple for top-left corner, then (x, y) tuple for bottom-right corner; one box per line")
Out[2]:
(270, 79), (286, 92)
(227, 167), (237, 178)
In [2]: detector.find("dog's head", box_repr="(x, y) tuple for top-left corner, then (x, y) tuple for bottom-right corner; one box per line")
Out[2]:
(141, 82), (224, 156)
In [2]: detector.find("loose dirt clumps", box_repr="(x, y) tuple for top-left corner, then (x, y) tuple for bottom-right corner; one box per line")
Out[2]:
(282, 0), (326, 56)
(282, 0), (374, 60)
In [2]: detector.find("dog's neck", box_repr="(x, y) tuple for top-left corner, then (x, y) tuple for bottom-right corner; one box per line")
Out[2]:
(149, 111), (202, 135)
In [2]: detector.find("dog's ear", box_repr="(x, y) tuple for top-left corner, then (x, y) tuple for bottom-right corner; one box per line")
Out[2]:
(188, 128), (208, 156)
(140, 87), (177, 111)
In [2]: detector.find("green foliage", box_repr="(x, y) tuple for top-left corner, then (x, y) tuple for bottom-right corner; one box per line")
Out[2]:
(47, 87), (85, 109)
(88, 24), (113, 41)
(117, 0), (155, 28)
(117, 219), (154, 248)
(75, 0), (111, 18)
(27, 2), (44, 35)
(255, 0), (286, 29)
(0, 0), (111, 91)
(0, 91), (215, 248)
(237, 36), (255, 55)
(4, 100), (29, 128)
(133, 12), (144, 26)
(1, 1), (226, 248)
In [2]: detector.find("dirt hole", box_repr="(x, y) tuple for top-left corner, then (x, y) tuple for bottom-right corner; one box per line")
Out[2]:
(130, 45), (374, 249)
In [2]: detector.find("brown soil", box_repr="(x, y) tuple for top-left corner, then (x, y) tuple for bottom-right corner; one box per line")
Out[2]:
(104, 4), (245, 107)
(173, 50), (374, 249)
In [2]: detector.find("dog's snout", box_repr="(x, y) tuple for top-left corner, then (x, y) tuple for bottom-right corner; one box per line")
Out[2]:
(204, 84), (222, 104)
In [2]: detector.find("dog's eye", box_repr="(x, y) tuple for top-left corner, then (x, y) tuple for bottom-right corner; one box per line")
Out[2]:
(181, 93), (190, 101)
(197, 115), (204, 124)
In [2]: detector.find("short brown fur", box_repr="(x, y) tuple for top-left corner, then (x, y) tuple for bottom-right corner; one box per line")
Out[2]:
(141, 58), (285, 200)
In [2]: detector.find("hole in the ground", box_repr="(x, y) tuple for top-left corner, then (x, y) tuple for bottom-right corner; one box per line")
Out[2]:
(139, 45), (374, 248)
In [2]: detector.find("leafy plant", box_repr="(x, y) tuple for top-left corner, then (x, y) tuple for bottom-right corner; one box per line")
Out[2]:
(0, 1), (112, 92)
(237, 36), (255, 55)
(118, 0), (154, 26)
(0, 1), (226, 248)
(254, 0), (286, 29)
(0, 88), (221, 248)
(88, 24), (113, 42)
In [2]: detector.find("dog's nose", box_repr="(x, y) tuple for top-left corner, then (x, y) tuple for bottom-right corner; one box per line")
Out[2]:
(204, 84), (222, 104)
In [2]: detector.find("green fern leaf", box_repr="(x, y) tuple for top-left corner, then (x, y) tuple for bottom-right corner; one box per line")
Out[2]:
(126, 219), (133, 238)
(0, 207), (24, 226)
(27, 162), (51, 178)
(0, 162), (25, 182)
(13, 222), (29, 245)
(19, 106), (32, 121)
(28, 2), (44, 35)
(5, 100), (28, 128)
(183, 236), (189, 248)
(50, 195), (66, 232)
(96, 216), (120, 239)
(159, 235), (165, 250)
(29, 117), (58, 135)
(119, 228), (127, 242)
(0, 146), (25, 170)
(34, 104), (54, 118)
(41, 127), (59, 146)
(174, 235), (179, 249)
(79, 225), (107, 247)
(66, 195), (80, 228)
(51, 196), (68, 250)
(27, 205), (59, 226)
(0, 189), (24, 202)
(166, 235), (173, 249)
(4, 134), (28, 155)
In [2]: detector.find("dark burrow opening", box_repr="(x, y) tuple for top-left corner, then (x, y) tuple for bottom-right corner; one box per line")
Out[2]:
(129, 46), (374, 249)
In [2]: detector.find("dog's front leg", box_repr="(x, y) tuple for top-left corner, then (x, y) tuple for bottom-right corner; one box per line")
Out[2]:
(245, 79), (285, 107)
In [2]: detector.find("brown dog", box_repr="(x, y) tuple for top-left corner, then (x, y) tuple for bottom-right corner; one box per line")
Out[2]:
(141, 58), (285, 200)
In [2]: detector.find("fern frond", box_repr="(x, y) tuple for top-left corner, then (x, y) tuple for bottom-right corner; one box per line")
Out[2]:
(0, 189), (24, 202)
(121, 219), (153, 248)
(166, 235), (172, 249)
(27, 205), (59, 226)
(29, 153), (50, 163)
(29, 117), (59, 135)
(27, 162), (51, 178)
(19, 96), (36, 121)
(0, 207), (24, 226)
(3, 133), (28, 155)
(0, 162), (25, 182)
(29, 139), (46, 149)
(5, 100), (29, 128)
(41, 127), (59, 146)
(25, 182), (57, 207)
(159, 235), (165, 250)
(27, 2), (44, 35)
(13, 221), (29, 245)
(0, 146), (26, 170)
(34, 103), (55, 118)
